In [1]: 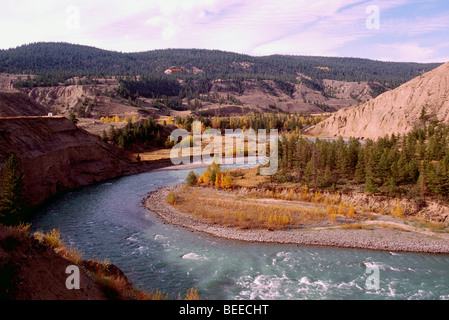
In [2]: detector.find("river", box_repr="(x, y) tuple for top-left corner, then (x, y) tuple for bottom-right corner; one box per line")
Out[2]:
(30, 164), (449, 300)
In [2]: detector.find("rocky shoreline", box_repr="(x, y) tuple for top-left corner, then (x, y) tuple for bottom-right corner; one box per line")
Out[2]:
(144, 185), (449, 254)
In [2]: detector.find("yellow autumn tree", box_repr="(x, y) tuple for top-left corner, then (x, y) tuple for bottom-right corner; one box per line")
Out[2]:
(348, 204), (355, 218)
(221, 169), (233, 189)
(198, 165), (213, 185)
(215, 172), (222, 188)
(393, 199), (404, 218)
(337, 203), (346, 216)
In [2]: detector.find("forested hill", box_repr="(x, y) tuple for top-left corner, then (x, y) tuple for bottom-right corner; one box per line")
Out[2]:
(0, 42), (442, 88)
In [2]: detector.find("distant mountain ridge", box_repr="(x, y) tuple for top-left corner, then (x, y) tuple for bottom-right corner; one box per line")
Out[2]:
(0, 42), (442, 88)
(307, 62), (449, 140)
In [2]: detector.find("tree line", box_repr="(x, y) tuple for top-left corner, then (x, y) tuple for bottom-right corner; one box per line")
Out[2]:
(101, 117), (174, 151)
(172, 112), (328, 133)
(1, 42), (441, 90)
(276, 121), (449, 199)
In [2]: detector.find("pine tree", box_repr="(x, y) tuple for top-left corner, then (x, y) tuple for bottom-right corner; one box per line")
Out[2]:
(396, 152), (409, 183)
(210, 170), (217, 184)
(407, 159), (419, 183)
(347, 138), (360, 172)
(0, 155), (27, 225)
(355, 148), (366, 183)
(101, 129), (108, 142)
(320, 165), (333, 188)
(118, 135), (125, 148)
(419, 106), (429, 122)
(69, 112), (79, 124)
(211, 159), (221, 176)
(377, 150), (390, 184)
(156, 130), (161, 146)
(386, 176), (398, 195)
(365, 170), (379, 194)
(335, 137), (348, 175)
(108, 125), (117, 143)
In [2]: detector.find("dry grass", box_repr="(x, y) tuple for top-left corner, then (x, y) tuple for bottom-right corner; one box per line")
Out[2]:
(16, 222), (31, 232)
(132, 149), (172, 162)
(82, 256), (199, 300)
(134, 289), (169, 300)
(185, 287), (200, 300)
(338, 223), (374, 230)
(172, 186), (362, 230)
(230, 166), (269, 188)
(94, 274), (132, 300)
(33, 228), (83, 264)
(377, 223), (410, 232)
(407, 217), (449, 233)
(167, 191), (177, 205)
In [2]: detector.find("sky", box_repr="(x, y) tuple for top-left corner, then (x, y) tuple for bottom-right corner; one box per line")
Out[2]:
(1, 0), (449, 62)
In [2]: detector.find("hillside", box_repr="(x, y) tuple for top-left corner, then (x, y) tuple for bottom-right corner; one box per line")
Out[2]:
(26, 83), (150, 122)
(0, 224), (109, 300)
(0, 43), (441, 87)
(0, 87), (132, 194)
(307, 62), (449, 140)
(0, 42), (443, 116)
(21, 75), (381, 116)
(0, 224), (154, 300)
(0, 117), (137, 206)
(0, 90), (48, 117)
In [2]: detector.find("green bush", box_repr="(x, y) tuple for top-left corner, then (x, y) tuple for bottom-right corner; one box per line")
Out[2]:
(186, 170), (198, 186)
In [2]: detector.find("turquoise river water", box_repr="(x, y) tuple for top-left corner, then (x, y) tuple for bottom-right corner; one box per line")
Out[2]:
(30, 164), (449, 300)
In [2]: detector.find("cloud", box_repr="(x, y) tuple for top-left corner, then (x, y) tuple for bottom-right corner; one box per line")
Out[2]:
(247, 0), (370, 56)
(140, 0), (236, 43)
(144, 16), (163, 27)
(150, 0), (366, 55)
(0, 0), (448, 62)
(376, 43), (445, 62)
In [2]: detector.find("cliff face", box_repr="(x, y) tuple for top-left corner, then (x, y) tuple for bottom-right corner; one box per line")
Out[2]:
(307, 62), (449, 140)
(28, 85), (98, 110)
(0, 116), (133, 206)
(26, 84), (145, 118)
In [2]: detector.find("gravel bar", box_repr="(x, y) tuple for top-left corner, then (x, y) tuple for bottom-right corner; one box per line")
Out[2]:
(143, 185), (449, 254)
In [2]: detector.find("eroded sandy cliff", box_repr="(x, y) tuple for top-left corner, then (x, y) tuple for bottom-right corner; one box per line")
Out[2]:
(307, 62), (449, 139)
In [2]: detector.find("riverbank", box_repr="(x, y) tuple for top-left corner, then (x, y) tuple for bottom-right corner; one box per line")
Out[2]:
(0, 224), (137, 300)
(144, 185), (449, 254)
